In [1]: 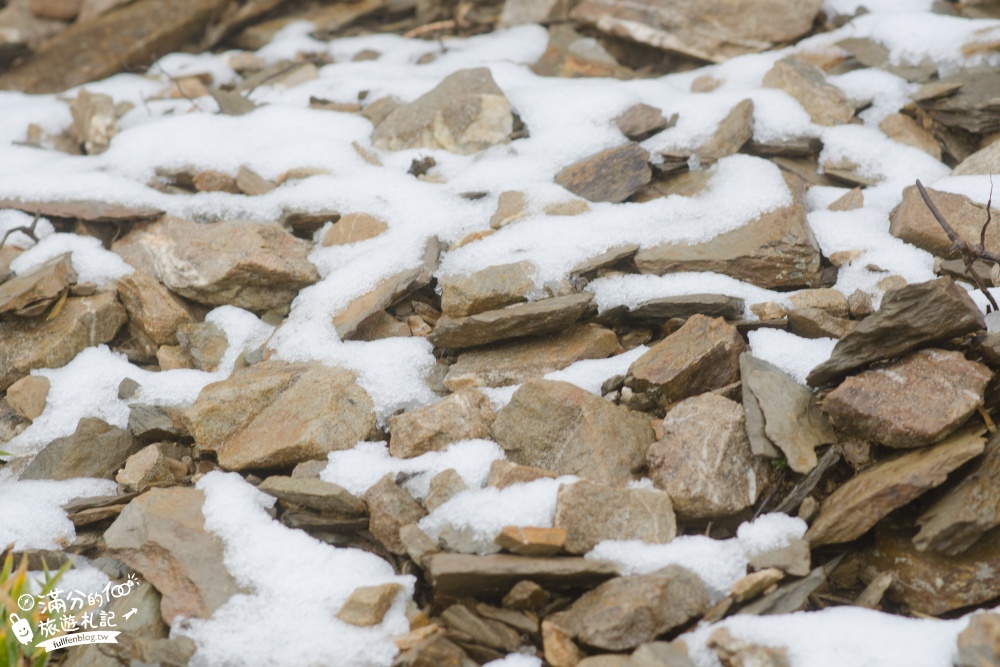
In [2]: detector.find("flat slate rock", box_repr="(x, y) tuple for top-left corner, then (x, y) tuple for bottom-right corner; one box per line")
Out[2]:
(628, 293), (744, 322)
(425, 553), (618, 598)
(0, 253), (75, 317)
(555, 142), (652, 203)
(807, 278), (985, 387)
(889, 185), (1000, 259)
(428, 293), (595, 348)
(20, 417), (138, 481)
(0, 198), (163, 222)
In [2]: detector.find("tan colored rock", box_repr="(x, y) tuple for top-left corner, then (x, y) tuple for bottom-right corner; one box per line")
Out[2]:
(494, 526), (567, 557)
(614, 103), (670, 140)
(879, 113), (941, 160)
(184, 360), (376, 471)
(0, 253), (74, 317)
(696, 98), (753, 163)
(489, 191), (528, 229)
(787, 307), (857, 339)
(28, 0), (83, 21)
(829, 188), (864, 211)
(708, 628), (791, 667)
(953, 139), (1000, 176)
(389, 390), (494, 458)
(889, 185), (1000, 259)
(321, 212), (388, 246)
(531, 24), (633, 80)
(21, 416), (138, 481)
(731, 568), (784, 603)
(543, 619), (586, 667)
(492, 379), (654, 486)
(750, 302), (787, 321)
(5, 374), (49, 421)
(444, 324), (622, 390)
(365, 475), (427, 555)
(440, 261), (535, 317)
(353, 310), (411, 341)
(426, 469), (468, 513)
(113, 216), (318, 311)
(806, 427), (987, 546)
(502, 580), (551, 611)
(192, 169), (239, 193)
(116, 444), (174, 493)
(117, 270), (198, 346)
(0, 292), (126, 390)
(426, 552), (617, 598)
(336, 583), (404, 627)
(546, 200), (591, 216)
(555, 143), (651, 203)
(625, 314), (746, 406)
(787, 288), (848, 317)
(176, 321), (228, 372)
(823, 349), (991, 448)
(553, 481), (676, 554)
(235, 165), (275, 196)
(372, 68), (513, 154)
(956, 612), (1000, 667)
(648, 393), (771, 520)
(257, 475), (367, 515)
(486, 460), (558, 489)
(847, 289), (874, 318)
(762, 57), (854, 126)
(156, 345), (194, 370)
(628, 294), (744, 323)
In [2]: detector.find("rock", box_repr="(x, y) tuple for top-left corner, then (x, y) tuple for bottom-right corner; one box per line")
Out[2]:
(104, 487), (242, 624)
(762, 57), (854, 126)
(648, 393), (771, 520)
(917, 68), (1000, 135)
(634, 173), (822, 289)
(444, 324), (622, 390)
(805, 426), (987, 546)
(614, 103), (671, 141)
(425, 553), (617, 598)
(394, 634), (477, 667)
(499, 0), (570, 26)
(428, 293), (595, 349)
(863, 520), (1000, 615)
(625, 314), (746, 406)
(708, 628), (790, 667)
(192, 169), (239, 193)
(494, 526), (566, 557)
(20, 417), (138, 481)
(0, 198), (162, 223)
(388, 390), (494, 458)
(426, 469), (468, 512)
(543, 618), (586, 667)
(953, 139), (1000, 176)
(553, 481), (676, 554)
(175, 321), (227, 372)
(69, 88), (117, 155)
(550, 566), (711, 651)
(336, 583), (404, 627)
(128, 403), (188, 440)
(787, 307), (857, 339)
(628, 294), (744, 323)
(547, 200), (591, 216)
(531, 24), (633, 80)
(156, 344), (194, 370)
(439, 261), (534, 317)
(0, 0), (229, 93)
(258, 475), (367, 515)
(829, 188), (864, 211)
(695, 98), (754, 163)
(372, 68), (513, 154)
(750, 302), (787, 321)
(956, 613), (1000, 667)
(487, 460), (558, 488)
(320, 212), (387, 246)
(399, 523), (440, 565)
(440, 604), (521, 652)
(116, 444), (174, 493)
(235, 165), (275, 196)
(184, 361), (376, 471)
(731, 569), (785, 603)
(489, 191), (528, 229)
(748, 539), (811, 577)
(354, 310), (412, 341)
(570, 0), (821, 62)
(807, 278), (986, 387)
(113, 216), (319, 311)
(5, 374), (49, 420)
(502, 579), (550, 610)
(914, 432), (1000, 556)
(740, 353), (836, 472)
(570, 244), (639, 274)
(847, 290), (874, 318)
(116, 270), (198, 346)
(879, 113), (941, 160)
(0, 253), (75, 317)
(492, 379), (654, 486)
(787, 288), (849, 316)
(555, 143), (651, 203)
(365, 474), (427, 555)
(889, 185), (1000, 259)
(823, 349), (991, 448)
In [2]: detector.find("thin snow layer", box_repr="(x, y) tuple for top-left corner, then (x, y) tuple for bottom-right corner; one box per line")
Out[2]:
(0, 209), (54, 248)
(587, 513), (807, 602)
(3, 306), (273, 458)
(682, 607), (966, 667)
(419, 477), (578, 555)
(10, 233), (133, 285)
(483, 656), (543, 667)
(588, 272), (787, 317)
(321, 440), (504, 500)
(178, 472), (413, 667)
(748, 329), (837, 385)
(0, 477), (117, 549)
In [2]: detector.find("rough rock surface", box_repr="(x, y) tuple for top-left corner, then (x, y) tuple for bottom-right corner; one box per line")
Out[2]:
(0, 253), (74, 317)
(553, 481), (676, 554)
(388, 389), (495, 458)
(440, 261), (535, 317)
(117, 270), (198, 346)
(762, 57), (854, 125)
(889, 185), (1000, 259)
(20, 417), (138, 480)
(555, 143), (652, 203)
(429, 293), (594, 348)
(257, 475), (367, 515)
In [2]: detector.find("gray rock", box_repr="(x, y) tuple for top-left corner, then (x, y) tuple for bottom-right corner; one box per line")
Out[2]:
(555, 143), (652, 203)
(553, 481), (676, 554)
(628, 642), (696, 667)
(953, 139), (1000, 176)
(128, 403), (188, 440)
(425, 552), (618, 598)
(614, 103), (671, 140)
(787, 307), (857, 339)
(21, 417), (139, 481)
(917, 68), (1000, 135)
(628, 294), (744, 323)
(258, 475), (367, 515)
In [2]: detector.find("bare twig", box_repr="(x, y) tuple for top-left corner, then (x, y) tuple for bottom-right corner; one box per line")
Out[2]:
(0, 211), (42, 250)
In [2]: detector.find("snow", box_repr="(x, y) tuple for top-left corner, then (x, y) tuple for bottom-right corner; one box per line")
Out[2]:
(748, 329), (838, 385)
(10, 233), (134, 285)
(0, 477), (117, 550)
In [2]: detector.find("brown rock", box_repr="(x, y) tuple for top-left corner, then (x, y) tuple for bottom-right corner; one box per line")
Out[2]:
(0, 199), (162, 223)
(5, 374), (49, 421)
(440, 604), (521, 652)
(104, 487), (241, 624)
(847, 289), (874, 318)
(625, 314), (746, 406)
(502, 579), (550, 610)
(806, 427), (987, 546)
(531, 24), (633, 80)
(543, 619), (586, 667)
(393, 633), (476, 667)
(156, 344), (194, 370)
(20, 417), (138, 481)
(492, 378), (654, 486)
(116, 270), (198, 346)
(489, 191), (528, 229)
(115, 443), (174, 493)
(829, 188), (864, 211)
(551, 566), (711, 651)
(321, 212), (388, 246)
(365, 475), (427, 555)
(235, 165), (275, 196)
(916, 69), (1000, 135)
(956, 612), (1000, 667)
(372, 68), (513, 154)
(486, 460), (558, 489)
(787, 307), (857, 339)
(184, 360), (376, 471)
(614, 103), (670, 140)
(731, 569), (785, 603)
(628, 294), (744, 323)
(192, 169), (239, 193)
(889, 185), (1000, 259)
(708, 628), (791, 667)
(257, 475), (367, 515)
(879, 113), (942, 160)
(0, 253), (74, 317)
(953, 139), (1000, 176)
(440, 261), (535, 317)
(547, 200), (591, 216)
(113, 216), (319, 311)
(807, 278), (986, 387)
(336, 583), (404, 627)
(762, 57), (854, 126)
(648, 393), (771, 519)
(389, 390), (494, 458)
(28, 0), (83, 21)
(553, 481), (676, 554)
(444, 324), (622, 390)
(426, 553), (617, 598)
(354, 310), (411, 341)
(425, 469), (468, 512)
(429, 293), (594, 349)
(494, 526), (567, 557)
(555, 143), (651, 203)
(176, 321), (228, 372)
(0, 292), (125, 390)
(695, 98), (753, 163)
(824, 349), (991, 448)
(787, 288), (849, 317)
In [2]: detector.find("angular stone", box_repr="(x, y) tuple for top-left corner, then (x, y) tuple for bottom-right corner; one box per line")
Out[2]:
(336, 583), (404, 627)
(829, 188), (864, 211)
(531, 24), (633, 80)
(175, 321), (227, 372)
(494, 526), (566, 557)
(807, 278), (986, 387)
(806, 427), (987, 546)
(489, 191), (528, 229)
(953, 139), (1000, 176)
(0, 253), (74, 317)
(117, 270), (198, 346)
(823, 349), (991, 448)
(0, 199), (162, 223)
(372, 68), (513, 154)
(113, 216), (319, 311)
(551, 566), (711, 651)
(116, 444), (174, 493)
(787, 288), (849, 317)
(500, 0), (570, 26)
(399, 523), (440, 565)
(634, 174), (821, 289)
(393, 634), (476, 667)
(69, 88), (117, 155)
(915, 432), (1000, 556)
(429, 293), (595, 349)
(426, 468), (468, 512)
(192, 169), (239, 193)
(365, 474), (427, 555)
(388, 390), (494, 458)
(444, 324), (622, 390)
(5, 374), (49, 421)
(917, 68), (1000, 135)
(426, 552), (618, 598)
(184, 361), (376, 471)
(625, 314), (746, 406)
(762, 57), (854, 126)
(553, 481), (676, 554)
(439, 261), (534, 317)
(354, 310), (412, 341)
(543, 618), (586, 667)
(555, 143), (651, 203)
(879, 113), (941, 160)
(748, 538), (811, 577)
(731, 569), (785, 603)
(440, 604), (522, 652)
(696, 98), (753, 163)
(235, 165), (275, 196)
(321, 212), (387, 246)
(787, 307), (857, 339)
(20, 417), (138, 481)
(628, 642), (696, 667)
(104, 487), (242, 624)
(956, 613), (1000, 667)
(156, 344), (194, 370)
(648, 393), (770, 520)
(502, 579), (551, 611)
(889, 185), (1000, 259)
(128, 403), (188, 440)
(614, 103), (670, 140)
(708, 628), (791, 667)
(258, 475), (367, 515)
(628, 294), (744, 323)
(486, 460), (557, 489)
(492, 379), (654, 486)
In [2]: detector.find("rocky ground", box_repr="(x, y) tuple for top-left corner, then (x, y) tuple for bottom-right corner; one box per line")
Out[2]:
(3, 0), (1000, 665)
